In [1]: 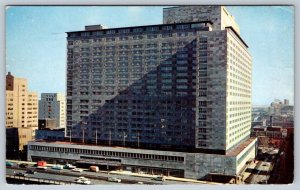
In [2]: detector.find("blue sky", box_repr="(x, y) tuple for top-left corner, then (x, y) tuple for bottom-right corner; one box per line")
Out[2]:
(6, 6), (294, 105)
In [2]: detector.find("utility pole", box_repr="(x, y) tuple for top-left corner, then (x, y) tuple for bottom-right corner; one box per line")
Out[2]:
(82, 127), (85, 145)
(137, 132), (140, 148)
(95, 128), (98, 145)
(109, 130), (111, 146)
(123, 132), (127, 147)
(69, 127), (72, 143)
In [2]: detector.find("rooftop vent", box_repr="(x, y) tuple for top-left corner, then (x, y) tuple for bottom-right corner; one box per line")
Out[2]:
(85, 25), (103, 31)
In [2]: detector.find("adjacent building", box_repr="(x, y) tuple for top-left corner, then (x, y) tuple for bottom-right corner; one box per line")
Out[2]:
(6, 72), (38, 129)
(28, 6), (256, 179)
(6, 72), (38, 157)
(38, 93), (66, 129)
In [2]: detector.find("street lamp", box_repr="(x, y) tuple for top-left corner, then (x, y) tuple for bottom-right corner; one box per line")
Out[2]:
(123, 132), (127, 147)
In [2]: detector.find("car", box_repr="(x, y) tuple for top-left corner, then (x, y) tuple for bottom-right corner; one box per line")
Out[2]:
(19, 163), (29, 168)
(52, 165), (64, 170)
(107, 177), (121, 183)
(64, 164), (76, 169)
(136, 181), (144, 184)
(72, 168), (83, 172)
(77, 176), (88, 180)
(6, 161), (14, 167)
(75, 177), (91, 185)
(26, 169), (37, 174)
(36, 166), (48, 170)
(15, 172), (27, 177)
(152, 176), (166, 182)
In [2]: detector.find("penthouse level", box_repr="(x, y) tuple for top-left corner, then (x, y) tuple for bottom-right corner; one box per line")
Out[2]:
(66, 21), (213, 36)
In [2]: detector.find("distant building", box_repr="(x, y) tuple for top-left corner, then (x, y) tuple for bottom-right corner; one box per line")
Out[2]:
(268, 99), (293, 117)
(35, 128), (65, 141)
(6, 72), (38, 129)
(38, 93), (66, 129)
(6, 127), (34, 159)
(38, 118), (57, 130)
(284, 99), (289, 105)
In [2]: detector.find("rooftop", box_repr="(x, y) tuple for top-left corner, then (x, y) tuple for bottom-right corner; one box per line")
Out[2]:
(66, 21), (213, 34)
(226, 137), (256, 157)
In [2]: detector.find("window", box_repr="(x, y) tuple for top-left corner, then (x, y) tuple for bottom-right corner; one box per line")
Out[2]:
(133, 28), (144, 32)
(106, 30), (116, 34)
(176, 24), (189, 30)
(162, 25), (173, 30)
(146, 26), (159, 31)
(118, 28), (130, 33)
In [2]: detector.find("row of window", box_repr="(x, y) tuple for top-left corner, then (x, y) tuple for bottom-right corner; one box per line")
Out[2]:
(29, 145), (185, 162)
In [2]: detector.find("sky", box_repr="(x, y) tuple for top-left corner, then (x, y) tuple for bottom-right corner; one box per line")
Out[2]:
(6, 6), (294, 106)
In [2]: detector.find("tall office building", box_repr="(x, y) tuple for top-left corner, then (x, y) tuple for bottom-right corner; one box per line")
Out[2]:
(6, 72), (38, 129)
(39, 93), (66, 129)
(28, 6), (256, 179)
(6, 72), (38, 154)
(66, 6), (252, 154)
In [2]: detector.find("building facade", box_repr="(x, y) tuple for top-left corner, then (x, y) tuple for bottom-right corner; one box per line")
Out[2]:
(6, 72), (38, 156)
(39, 93), (66, 129)
(65, 6), (252, 155)
(6, 72), (38, 129)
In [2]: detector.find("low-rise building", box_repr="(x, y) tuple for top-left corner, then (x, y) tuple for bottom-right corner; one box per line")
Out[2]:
(28, 138), (257, 179)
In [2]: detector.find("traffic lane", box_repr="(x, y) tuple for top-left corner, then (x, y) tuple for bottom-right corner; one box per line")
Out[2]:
(7, 166), (188, 184)
(7, 168), (113, 184)
(7, 168), (162, 185)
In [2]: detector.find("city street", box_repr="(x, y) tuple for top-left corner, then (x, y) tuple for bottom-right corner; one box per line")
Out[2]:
(6, 165), (190, 185)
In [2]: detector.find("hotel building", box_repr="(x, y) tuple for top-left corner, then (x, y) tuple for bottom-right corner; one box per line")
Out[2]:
(28, 6), (256, 179)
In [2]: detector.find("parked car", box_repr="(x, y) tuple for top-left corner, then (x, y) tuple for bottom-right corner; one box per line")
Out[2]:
(136, 181), (144, 184)
(15, 172), (27, 177)
(107, 177), (121, 183)
(72, 168), (83, 172)
(19, 163), (29, 168)
(26, 169), (37, 174)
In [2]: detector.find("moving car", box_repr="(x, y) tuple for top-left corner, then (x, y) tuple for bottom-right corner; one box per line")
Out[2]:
(15, 172), (27, 177)
(72, 168), (83, 172)
(52, 165), (64, 170)
(36, 166), (48, 170)
(152, 176), (166, 181)
(75, 177), (91, 184)
(107, 177), (121, 183)
(19, 163), (29, 168)
(26, 169), (37, 174)
(64, 164), (76, 169)
(89, 166), (99, 172)
(6, 161), (14, 166)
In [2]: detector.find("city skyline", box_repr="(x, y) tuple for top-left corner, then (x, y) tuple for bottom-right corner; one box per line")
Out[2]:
(6, 6), (294, 105)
